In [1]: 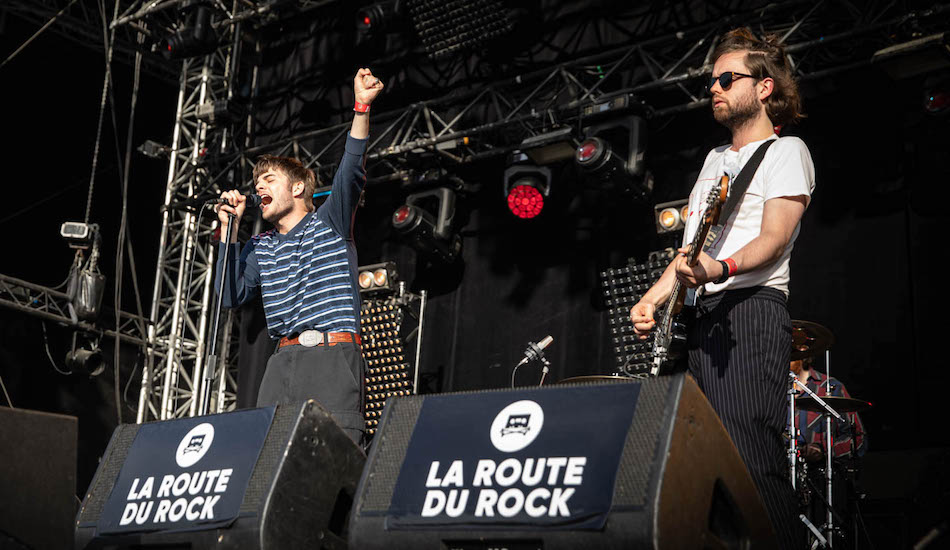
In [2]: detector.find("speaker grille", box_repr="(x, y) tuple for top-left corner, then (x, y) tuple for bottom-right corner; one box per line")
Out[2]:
(78, 424), (140, 523)
(240, 402), (301, 514)
(358, 395), (426, 514)
(612, 375), (675, 507)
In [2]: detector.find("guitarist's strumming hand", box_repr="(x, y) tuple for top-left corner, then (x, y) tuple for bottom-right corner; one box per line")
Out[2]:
(630, 302), (657, 340)
(674, 247), (727, 288)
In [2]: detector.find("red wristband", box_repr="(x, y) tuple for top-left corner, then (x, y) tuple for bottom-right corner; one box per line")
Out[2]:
(354, 101), (370, 113)
(724, 258), (738, 277)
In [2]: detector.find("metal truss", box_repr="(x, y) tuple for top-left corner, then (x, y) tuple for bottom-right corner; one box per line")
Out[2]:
(241, 0), (950, 183)
(136, 14), (253, 422)
(4, 0), (180, 83)
(0, 273), (147, 347)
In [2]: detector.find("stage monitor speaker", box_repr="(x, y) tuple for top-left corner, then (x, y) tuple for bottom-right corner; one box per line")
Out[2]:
(74, 400), (365, 549)
(350, 373), (775, 549)
(0, 407), (77, 550)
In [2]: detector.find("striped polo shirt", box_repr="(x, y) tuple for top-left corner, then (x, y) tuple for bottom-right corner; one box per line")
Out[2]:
(216, 135), (368, 339)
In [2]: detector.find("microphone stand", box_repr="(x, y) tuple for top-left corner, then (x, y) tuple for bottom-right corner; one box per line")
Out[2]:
(199, 211), (234, 417)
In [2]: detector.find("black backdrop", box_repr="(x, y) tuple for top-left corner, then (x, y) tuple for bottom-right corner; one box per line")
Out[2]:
(0, 3), (947, 545)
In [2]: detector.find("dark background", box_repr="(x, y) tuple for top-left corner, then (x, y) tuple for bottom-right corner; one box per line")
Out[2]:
(0, 1), (947, 546)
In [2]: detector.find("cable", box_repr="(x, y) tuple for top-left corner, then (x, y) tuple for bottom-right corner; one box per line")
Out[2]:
(0, 373), (13, 408)
(0, 0), (82, 70)
(41, 322), (73, 376)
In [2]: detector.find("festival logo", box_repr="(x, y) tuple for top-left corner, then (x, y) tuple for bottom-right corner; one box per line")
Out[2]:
(175, 423), (215, 468)
(489, 400), (544, 453)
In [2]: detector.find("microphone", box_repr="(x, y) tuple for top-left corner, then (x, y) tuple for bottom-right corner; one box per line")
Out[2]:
(207, 194), (262, 208)
(517, 335), (553, 367)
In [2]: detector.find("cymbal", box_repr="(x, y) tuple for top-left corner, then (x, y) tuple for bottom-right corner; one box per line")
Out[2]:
(795, 395), (872, 414)
(791, 320), (835, 360)
(558, 375), (636, 384)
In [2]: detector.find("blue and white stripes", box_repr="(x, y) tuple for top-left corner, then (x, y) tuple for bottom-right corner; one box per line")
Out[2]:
(253, 214), (359, 336)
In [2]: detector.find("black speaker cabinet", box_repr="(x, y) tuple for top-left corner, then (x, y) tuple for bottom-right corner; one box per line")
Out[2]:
(74, 400), (365, 549)
(0, 407), (78, 550)
(350, 373), (775, 549)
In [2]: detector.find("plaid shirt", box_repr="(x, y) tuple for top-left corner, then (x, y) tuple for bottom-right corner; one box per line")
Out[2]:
(794, 370), (867, 458)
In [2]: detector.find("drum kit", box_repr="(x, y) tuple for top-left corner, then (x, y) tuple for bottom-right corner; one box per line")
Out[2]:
(558, 320), (873, 549)
(788, 320), (871, 549)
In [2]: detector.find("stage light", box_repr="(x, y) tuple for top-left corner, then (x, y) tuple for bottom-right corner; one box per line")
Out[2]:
(924, 88), (950, 115)
(409, 0), (514, 59)
(392, 188), (462, 264)
(357, 1), (401, 34)
(653, 199), (688, 234)
(503, 155), (551, 220)
(157, 6), (217, 60)
(506, 180), (545, 219)
(872, 32), (950, 80)
(357, 262), (398, 294)
(520, 127), (575, 165)
(65, 333), (105, 377)
(576, 116), (652, 196)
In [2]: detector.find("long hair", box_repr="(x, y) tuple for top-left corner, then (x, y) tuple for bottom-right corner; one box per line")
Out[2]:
(252, 155), (317, 211)
(712, 27), (804, 126)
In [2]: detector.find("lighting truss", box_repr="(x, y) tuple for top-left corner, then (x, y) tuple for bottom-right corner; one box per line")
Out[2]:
(0, 273), (147, 347)
(136, 13), (255, 422)
(4, 0), (180, 83)
(240, 1), (950, 185)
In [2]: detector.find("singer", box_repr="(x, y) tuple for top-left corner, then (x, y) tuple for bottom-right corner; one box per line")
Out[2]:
(214, 68), (384, 445)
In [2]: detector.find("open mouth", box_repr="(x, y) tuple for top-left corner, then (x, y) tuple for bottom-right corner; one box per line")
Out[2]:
(260, 194), (273, 208)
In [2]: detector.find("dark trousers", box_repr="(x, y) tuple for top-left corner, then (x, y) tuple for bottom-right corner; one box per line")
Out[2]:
(256, 341), (365, 445)
(688, 287), (803, 550)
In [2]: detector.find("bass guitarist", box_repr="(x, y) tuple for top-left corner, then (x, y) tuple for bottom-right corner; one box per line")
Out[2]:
(629, 28), (815, 549)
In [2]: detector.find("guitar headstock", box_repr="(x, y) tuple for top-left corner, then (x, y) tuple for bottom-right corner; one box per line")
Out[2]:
(701, 174), (730, 226)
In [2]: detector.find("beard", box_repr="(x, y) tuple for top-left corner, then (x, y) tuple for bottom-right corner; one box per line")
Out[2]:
(712, 88), (760, 130)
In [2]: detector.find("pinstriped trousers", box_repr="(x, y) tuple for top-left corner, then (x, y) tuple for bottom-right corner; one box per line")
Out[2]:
(688, 286), (803, 550)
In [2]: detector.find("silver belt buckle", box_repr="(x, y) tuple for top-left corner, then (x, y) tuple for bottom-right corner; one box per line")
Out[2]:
(298, 330), (323, 347)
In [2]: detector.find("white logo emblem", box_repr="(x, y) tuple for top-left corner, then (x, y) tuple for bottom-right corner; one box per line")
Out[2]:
(490, 400), (544, 453)
(175, 423), (215, 468)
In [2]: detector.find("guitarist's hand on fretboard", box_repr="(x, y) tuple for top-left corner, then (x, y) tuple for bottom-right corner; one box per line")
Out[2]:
(674, 247), (726, 288)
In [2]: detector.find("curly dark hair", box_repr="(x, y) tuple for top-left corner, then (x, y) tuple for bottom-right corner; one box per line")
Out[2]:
(712, 27), (804, 126)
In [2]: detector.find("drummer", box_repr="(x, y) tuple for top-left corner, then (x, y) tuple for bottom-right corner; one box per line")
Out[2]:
(791, 357), (868, 462)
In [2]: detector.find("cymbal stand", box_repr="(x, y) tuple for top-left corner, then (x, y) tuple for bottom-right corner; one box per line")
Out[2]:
(824, 349), (834, 547)
(787, 371), (799, 491)
(792, 358), (844, 548)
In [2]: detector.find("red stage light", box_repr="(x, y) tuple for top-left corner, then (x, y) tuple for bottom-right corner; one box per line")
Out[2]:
(507, 184), (544, 219)
(576, 139), (600, 163)
(393, 205), (411, 224)
(363, 15), (372, 26)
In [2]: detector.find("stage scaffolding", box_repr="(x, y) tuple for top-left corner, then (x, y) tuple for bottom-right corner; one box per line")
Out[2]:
(113, 0), (948, 422)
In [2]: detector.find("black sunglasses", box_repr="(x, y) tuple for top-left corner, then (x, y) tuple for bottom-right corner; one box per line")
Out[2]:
(707, 71), (755, 92)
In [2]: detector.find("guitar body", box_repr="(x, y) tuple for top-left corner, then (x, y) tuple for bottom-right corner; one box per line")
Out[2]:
(650, 174), (729, 376)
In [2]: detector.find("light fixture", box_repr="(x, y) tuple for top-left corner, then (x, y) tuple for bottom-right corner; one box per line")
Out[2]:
(392, 188), (462, 264)
(576, 116), (652, 196)
(357, 262), (398, 294)
(65, 334), (104, 377)
(157, 5), (217, 60)
(653, 199), (688, 234)
(503, 154), (551, 220)
(356, 1), (402, 34)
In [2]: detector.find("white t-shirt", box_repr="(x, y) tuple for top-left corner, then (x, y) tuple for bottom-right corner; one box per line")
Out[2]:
(681, 134), (815, 296)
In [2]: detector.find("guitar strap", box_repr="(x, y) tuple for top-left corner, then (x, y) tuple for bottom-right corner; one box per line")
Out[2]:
(691, 138), (777, 304)
(718, 138), (777, 225)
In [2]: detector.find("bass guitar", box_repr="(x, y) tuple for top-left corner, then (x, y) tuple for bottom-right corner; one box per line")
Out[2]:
(650, 173), (729, 376)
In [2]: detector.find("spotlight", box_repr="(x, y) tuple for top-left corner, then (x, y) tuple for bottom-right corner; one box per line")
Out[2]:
(137, 140), (170, 159)
(357, 1), (402, 34)
(503, 154), (551, 220)
(653, 199), (688, 234)
(60, 222), (98, 249)
(392, 187), (462, 264)
(65, 333), (105, 377)
(576, 116), (651, 196)
(357, 262), (398, 294)
(157, 6), (217, 60)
